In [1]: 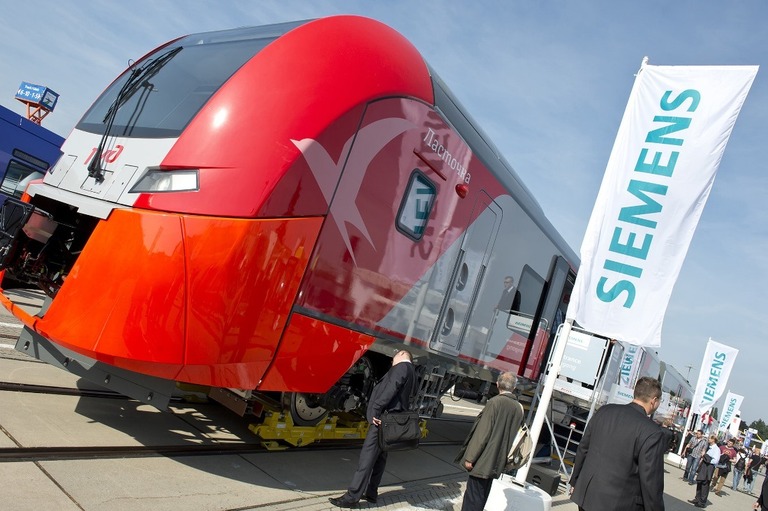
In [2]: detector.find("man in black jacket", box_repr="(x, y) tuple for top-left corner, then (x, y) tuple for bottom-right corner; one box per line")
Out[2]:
(570, 376), (667, 511)
(329, 349), (416, 508)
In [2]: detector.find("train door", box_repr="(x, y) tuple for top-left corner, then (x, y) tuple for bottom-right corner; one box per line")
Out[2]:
(430, 193), (500, 356)
(520, 255), (572, 375)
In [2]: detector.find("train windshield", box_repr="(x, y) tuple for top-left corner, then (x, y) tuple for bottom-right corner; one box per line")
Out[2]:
(76, 21), (308, 138)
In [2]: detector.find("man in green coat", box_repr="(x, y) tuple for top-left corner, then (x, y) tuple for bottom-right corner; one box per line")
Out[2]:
(455, 371), (524, 511)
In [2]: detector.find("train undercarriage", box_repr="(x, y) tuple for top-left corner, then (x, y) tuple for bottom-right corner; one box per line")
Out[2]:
(207, 352), (461, 448)
(10, 314), (470, 448)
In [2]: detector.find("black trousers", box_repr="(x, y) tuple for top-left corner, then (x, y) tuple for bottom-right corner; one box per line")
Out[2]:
(347, 424), (388, 501)
(461, 475), (494, 511)
(694, 479), (711, 504)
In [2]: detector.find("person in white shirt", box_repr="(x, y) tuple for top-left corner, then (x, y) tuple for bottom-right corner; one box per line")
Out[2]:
(690, 436), (721, 508)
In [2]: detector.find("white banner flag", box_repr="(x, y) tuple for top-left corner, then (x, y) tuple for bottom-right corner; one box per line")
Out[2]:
(618, 343), (643, 387)
(567, 61), (758, 346)
(728, 418), (742, 438)
(691, 339), (739, 415)
(718, 391), (744, 432)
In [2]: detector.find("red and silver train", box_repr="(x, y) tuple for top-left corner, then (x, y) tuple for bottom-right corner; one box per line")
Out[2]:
(0, 16), (578, 426)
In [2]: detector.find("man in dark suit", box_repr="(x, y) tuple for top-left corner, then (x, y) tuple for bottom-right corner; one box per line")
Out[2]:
(569, 376), (667, 511)
(691, 435), (720, 507)
(329, 349), (416, 508)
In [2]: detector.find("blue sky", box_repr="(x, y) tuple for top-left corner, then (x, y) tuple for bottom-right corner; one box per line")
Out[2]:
(2, 1), (766, 425)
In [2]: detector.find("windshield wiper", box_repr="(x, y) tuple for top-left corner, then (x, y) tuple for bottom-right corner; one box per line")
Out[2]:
(87, 47), (183, 183)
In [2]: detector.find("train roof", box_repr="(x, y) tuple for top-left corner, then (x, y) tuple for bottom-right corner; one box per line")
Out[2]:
(0, 104), (65, 147)
(429, 68), (579, 266)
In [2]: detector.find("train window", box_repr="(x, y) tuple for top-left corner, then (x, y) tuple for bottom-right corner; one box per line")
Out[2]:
(441, 308), (455, 335)
(76, 23), (307, 138)
(0, 161), (43, 198)
(456, 263), (469, 291)
(396, 170), (436, 241)
(12, 148), (50, 171)
(515, 265), (546, 316)
(505, 264), (547, 337)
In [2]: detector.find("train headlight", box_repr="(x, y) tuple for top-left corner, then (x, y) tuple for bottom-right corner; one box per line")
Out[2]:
(130, 168), (199, 193)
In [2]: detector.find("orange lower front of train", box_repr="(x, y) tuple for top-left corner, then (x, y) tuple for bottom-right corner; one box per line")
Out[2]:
(0, 207), (370, 391)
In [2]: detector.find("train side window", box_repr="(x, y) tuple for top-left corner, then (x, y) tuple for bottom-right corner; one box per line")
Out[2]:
(456, 263), (469, 291)
(12, 148), (51, 171)
(0, 161), (43, 198)
(396, 170), (436, 241)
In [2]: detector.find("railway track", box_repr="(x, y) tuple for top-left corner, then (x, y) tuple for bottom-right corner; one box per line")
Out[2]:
(0, 380), (128, 399)
(0, 437), (465, 462)
(0, 379), (471, 462)
(0, 380), (477, 423)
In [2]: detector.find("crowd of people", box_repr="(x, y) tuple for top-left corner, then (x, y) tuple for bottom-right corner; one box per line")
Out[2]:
(681, 429), (767, 503)
(326, 352), (764, 511)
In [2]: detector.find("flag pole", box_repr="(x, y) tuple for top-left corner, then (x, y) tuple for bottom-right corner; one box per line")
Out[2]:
(514, 317), (574, 484)
(676, 407), (694, 458)
(516, 56), (651, 485)
(677, 343), (707, 458)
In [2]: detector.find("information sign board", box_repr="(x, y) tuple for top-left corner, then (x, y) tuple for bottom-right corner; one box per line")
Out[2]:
(15, 82), (59, 111)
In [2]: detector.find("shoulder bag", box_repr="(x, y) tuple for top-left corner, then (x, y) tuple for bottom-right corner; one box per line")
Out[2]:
(378, 410), (421, 452)
(505, 401), (533, 471)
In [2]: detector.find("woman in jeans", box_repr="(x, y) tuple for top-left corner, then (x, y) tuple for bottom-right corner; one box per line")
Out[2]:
(734, 448), (748, 491)
(746, 446), (765, 495)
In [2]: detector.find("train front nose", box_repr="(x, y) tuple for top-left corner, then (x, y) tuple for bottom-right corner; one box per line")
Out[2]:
(1, 201), (322, 391)
(1, 207), (187, 377)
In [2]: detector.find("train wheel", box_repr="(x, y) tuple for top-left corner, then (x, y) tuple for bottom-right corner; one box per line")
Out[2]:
(289, 392), (328, 426)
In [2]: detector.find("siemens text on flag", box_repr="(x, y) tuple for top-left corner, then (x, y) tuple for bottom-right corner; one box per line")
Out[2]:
(718, 391), (744, 432)
(567, 62), (758, 347)
(691, 339), (738, 416)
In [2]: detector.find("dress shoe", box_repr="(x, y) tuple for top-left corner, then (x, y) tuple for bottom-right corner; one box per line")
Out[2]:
(688, 499), (700, 504)
(329, 494), (358, 508)
(694, 504), (706, 508)
(362, 494), (378, 504)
